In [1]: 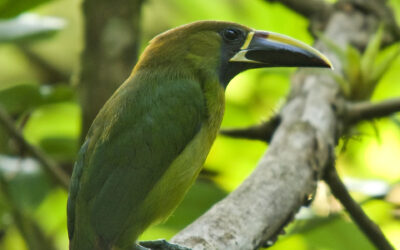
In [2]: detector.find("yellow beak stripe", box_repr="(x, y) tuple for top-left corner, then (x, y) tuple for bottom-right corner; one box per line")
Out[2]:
(240, 31), (255, 50)
(229, 31), (259, 63)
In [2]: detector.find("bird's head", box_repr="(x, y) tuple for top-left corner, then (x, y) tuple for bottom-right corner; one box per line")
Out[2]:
(134, 21), (332, 87)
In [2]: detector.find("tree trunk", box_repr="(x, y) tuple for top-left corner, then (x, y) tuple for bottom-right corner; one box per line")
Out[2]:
(78, 0), (144, 139)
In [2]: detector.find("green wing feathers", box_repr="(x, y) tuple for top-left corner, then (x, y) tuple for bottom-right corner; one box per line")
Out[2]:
(67, 76), (207, 249)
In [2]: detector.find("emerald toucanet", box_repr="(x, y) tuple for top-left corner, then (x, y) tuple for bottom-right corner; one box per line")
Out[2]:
(67, 21), (332, 250)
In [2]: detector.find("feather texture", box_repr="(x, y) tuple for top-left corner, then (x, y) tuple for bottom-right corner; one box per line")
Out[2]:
(68, 70), (224, 249)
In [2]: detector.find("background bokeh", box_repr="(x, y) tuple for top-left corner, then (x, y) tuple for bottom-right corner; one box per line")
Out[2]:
(0, 0), (399, 249)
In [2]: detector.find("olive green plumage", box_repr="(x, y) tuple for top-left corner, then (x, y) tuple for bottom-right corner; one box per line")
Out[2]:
(67, 21), (331, 250)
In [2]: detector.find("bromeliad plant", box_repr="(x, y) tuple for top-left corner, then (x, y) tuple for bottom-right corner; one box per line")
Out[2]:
(321, 26), (400, 101)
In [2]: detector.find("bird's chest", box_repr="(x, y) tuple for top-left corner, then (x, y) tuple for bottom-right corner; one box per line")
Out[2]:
(142, 82), (225, 222)
(202, 80), (225, 142)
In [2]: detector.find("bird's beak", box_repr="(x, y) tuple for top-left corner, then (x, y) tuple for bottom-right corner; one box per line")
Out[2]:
(230, 31), (333, 68)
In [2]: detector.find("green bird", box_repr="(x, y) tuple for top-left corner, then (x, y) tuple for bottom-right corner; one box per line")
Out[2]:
(67, 21), (332, 250)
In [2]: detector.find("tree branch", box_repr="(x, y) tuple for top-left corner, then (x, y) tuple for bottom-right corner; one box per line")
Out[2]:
(338, 0), (400, 43)
(220, 115), (280, 142)
(171, 2), (397, 249)
(323, 163), (394, 250)
(173, 119), (330, 249)
(18, 45), (69, 84)
(0, 106), (70, 189)
(345, 98), (400, 124)
(0, 176), (57, 250)
(264, 0), (333, 20)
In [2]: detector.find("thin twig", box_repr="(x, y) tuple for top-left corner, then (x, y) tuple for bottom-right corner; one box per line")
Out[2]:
(345, 98), (400, 124)
(220, 116), (281, 142)
(18, 45), (69, 84)
(0, 176), (57, 250)
(0, 106), (70, 189)
(323, 164), (394, 250)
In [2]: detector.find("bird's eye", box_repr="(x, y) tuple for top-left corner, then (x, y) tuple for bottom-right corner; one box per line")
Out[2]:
(222, 28), (242, 42)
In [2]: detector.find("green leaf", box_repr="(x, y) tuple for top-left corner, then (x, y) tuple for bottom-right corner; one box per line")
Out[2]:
(0, 0), (54, 19)
(41, 84), (75, 104)
(0, 170), (55, 250)
(345, 45), (362, 94)
(361, 25), (384, 83)
(370, 46), (400, 88)
(0, 84), (43, 115)
(0, 84), (75, 117)
(0, 14), (65, 43)
(0, 155), (51, 212)
(39, 136), (78, 162)
(330, 72), (351, 98)
(390, 116), (400, 128)
(23, 102), (81, 145)
(13, 212), (56, 250)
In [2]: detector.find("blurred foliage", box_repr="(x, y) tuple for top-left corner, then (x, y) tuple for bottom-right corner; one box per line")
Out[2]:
(0, 0), (54, 19)
(321, 26), (400, 100)
(0, 14), (65, 43)
(0, 0), (399, 250)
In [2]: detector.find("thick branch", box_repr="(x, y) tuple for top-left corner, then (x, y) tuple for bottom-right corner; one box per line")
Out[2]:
(220, 116), (280, 142)
(345, 98), (400, 124)
(171, 4), (396, 249)
(0, 106), (70, 189)
(324, 164), (394, 250)
(173, 120), (330, 249)
(338, 0), (400, 43)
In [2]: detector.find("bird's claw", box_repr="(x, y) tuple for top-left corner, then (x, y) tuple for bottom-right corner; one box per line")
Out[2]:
(139, 239), (191, 250)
